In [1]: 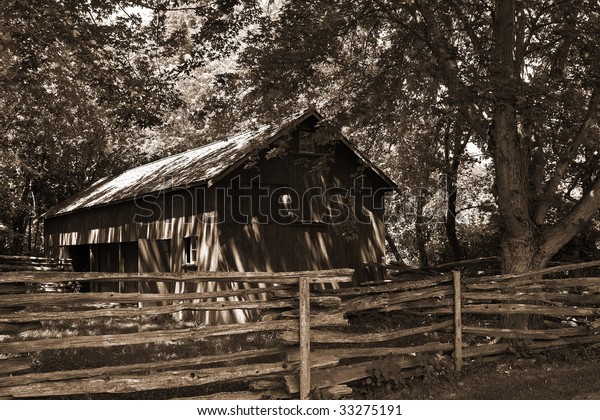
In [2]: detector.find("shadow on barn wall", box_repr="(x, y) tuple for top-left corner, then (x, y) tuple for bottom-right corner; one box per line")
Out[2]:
(44, 109), (397, 323)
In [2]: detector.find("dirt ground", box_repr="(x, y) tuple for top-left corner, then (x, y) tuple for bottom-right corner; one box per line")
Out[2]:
(361, 345), (600, 400)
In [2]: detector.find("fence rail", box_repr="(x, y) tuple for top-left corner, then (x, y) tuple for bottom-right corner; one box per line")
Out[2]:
(0, 260), (599, 399)
(0, 255), (72, 272)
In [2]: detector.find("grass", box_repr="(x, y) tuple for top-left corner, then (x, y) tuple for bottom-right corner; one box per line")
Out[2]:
(353, 345), (600, 400)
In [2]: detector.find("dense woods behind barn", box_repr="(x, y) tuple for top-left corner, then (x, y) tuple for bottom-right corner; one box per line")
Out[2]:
(0, 260), (599, 399)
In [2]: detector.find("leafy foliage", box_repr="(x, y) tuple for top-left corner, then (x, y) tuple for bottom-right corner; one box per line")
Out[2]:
(0, 0), (180, 253)
(178, 0), (600, 270)
(2, 0), (599, 271)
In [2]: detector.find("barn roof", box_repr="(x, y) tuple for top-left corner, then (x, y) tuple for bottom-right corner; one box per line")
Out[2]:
(45, 109), (398, 218)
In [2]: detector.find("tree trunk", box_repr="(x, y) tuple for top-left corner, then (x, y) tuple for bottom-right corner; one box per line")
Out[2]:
(442, 121), (465, 263)
(445, 172), (461, 262)
(385, 233), (402, 262)
(415, 191), (429, 268)
(490, 0), (545, 330)
(499, 236), (546, 330)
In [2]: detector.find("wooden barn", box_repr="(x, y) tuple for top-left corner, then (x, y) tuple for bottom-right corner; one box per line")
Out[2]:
(44, 109), (398, 297)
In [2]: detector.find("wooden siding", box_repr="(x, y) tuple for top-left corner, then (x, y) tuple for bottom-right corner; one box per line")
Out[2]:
(45, 131), (389, 279)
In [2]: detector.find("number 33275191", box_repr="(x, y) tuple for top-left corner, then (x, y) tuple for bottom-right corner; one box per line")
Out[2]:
(338, 405), (402, 416)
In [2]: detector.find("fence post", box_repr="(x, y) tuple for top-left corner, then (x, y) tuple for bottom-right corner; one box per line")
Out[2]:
(452, 270), (463, 372)
(299, 276), (311, 400)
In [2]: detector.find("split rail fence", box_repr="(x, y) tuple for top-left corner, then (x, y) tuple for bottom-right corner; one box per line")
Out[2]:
(0, 255), (72, 272)
(0, 260), (599, 399)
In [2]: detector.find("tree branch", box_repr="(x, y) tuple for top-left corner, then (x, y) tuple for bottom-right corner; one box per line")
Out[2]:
(411, 2), (489, 140)
(533, 88), (600, 225)
(514, 5), (529, 76)
(446, 0), (485, 56)
(134, 0), (213, 12)
(539, 175), (600, 262)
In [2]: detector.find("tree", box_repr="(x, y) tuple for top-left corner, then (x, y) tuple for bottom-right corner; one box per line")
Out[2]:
(0, 0), (181, 253)
(486, 0), (600, 275)
(179, 1), (600, 274)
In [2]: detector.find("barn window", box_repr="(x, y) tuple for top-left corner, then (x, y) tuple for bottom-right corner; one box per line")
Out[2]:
(278, 193), (294, 217)
(298, 131), (316, 154)
(183, 236), (197, 266)
(271, 187), (300, 224)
